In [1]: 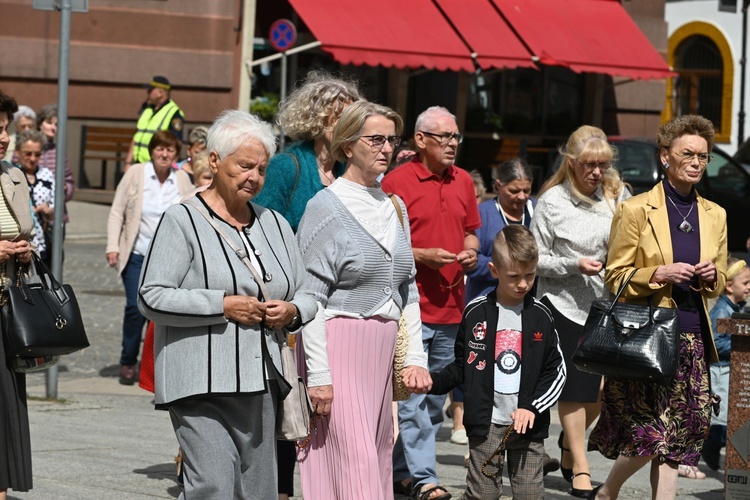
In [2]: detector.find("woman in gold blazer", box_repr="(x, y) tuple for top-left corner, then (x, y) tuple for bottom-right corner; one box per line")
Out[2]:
(590, 115), (727, 499)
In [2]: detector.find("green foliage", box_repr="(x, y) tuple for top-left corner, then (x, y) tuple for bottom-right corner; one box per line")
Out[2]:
(250, 92), (280, 122)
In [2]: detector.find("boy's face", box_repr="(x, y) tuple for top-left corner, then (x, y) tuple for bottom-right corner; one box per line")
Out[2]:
(489, 258), (536, 306)
(727, 268), (750, 304)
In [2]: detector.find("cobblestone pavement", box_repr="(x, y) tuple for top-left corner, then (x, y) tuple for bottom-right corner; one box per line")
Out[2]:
(10, 216), (724, 499)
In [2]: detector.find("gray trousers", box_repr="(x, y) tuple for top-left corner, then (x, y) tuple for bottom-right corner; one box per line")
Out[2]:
(169, 382), (279, 500)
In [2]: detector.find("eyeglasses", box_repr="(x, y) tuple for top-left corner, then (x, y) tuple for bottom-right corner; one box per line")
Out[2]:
(420, 131), (464, 145)
(360, 135), (401, 150)
(672, 150), (713, 164)
(576, 160), (611, 170)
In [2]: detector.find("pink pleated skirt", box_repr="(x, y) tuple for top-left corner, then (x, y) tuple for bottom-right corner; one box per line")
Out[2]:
(296, 315), (398, 500)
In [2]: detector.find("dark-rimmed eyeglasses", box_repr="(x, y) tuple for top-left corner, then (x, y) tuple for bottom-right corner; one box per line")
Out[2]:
(360, 135), (401, 150)
(420, 131), (464, 145)
(576, 160), (611, 170)
(672, 150), (713, 164)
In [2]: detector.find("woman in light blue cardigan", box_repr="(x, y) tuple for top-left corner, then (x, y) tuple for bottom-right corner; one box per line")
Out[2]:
(465, 158), (535, 302)
(138, 110), (317, 500)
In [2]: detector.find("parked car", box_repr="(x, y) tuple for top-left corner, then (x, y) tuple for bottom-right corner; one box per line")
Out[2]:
(733, 138), (750, 175)
(609, 137), (750, 252)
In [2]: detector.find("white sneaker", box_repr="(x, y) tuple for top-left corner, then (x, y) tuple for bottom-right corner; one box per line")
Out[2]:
(450, 428), (468, 445)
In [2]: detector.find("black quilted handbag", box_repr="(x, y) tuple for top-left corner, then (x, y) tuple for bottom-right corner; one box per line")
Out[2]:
(572, 269), (680, 385)
(2, 254), (89, 359)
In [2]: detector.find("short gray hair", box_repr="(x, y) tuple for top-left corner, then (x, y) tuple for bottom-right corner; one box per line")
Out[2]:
(207, 110), (277, 160)
(188, 126), (209, 147)
(15, 129), (45, 150)
(414, 106), (456, 135)
(14, 105), (36, 124)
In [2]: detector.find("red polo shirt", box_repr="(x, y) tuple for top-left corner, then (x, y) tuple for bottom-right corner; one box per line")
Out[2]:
(381, 158), (481, 324)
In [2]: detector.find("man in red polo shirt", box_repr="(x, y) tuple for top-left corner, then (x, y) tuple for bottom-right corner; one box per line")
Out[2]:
(382, 106), (480, 500)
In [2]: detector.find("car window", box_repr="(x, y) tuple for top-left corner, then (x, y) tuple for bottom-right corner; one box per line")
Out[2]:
(613, 142), (658, 184)
(704, 151), (749, 193)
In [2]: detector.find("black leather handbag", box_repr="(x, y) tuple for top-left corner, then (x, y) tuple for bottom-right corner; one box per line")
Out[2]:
(572, 269), (680, 385)
(2, 255), (89, 359)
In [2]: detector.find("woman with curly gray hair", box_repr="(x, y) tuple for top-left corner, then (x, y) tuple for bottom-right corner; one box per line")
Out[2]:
(253, 71), (361, 232)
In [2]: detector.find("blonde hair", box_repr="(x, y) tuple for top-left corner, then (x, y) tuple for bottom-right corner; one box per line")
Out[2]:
(191, 152), (211, 181)
(727, 257), (748, 282)
(540, 125), (624, 208)
(331, 101), (404, 163)
(276, 71), (362, 141)
(469, 170), (486, 199)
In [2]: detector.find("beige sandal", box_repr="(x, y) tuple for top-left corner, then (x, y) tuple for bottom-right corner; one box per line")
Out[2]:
(678, 465), (706, 480)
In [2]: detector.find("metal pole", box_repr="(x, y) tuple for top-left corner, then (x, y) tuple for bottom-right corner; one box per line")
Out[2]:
(46, 0), (73, 399)
(740, 0), (749, 146)
(280, 52), (287, 151)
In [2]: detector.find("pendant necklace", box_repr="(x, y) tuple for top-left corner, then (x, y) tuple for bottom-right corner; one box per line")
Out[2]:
(497, 199), (524, 226)
(667, 196), (695, 233)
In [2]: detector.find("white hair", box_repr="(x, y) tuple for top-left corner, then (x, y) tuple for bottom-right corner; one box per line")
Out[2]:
(14, 105), (36, 123)
(207, 110), (277, 160)
(414, 106), (456, 135)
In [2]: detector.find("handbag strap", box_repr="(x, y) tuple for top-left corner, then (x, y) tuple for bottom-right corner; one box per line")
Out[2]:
(608, 268), (641, 313)
(388, 194), (405, 229)
(182, 198), (284, 344)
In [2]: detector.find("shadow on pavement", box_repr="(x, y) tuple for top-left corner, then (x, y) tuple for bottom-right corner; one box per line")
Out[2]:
(99, 364), (120, 378)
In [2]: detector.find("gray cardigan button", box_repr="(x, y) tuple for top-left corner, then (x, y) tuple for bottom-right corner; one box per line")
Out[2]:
(384, 286), (392, 294)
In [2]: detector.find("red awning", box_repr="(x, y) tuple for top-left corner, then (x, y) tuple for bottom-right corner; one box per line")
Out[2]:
(433, 0), (535, 70)
(287, 0), (475, 72)
(491, 0), (675, 80)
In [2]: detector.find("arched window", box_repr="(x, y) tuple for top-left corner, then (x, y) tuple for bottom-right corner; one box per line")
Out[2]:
(665, 23), (733, 143)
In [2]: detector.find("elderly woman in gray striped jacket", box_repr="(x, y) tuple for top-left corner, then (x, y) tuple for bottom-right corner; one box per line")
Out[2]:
(138, 110), (317, 500)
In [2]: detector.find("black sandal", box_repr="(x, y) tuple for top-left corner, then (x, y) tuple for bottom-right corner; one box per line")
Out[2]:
(570, 472), (593, 498)
(413, 484), (452, 500)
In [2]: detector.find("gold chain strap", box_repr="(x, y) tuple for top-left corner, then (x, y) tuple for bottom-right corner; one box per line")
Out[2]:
(0, 258), (22, 307)
(481, 425), (516, 478)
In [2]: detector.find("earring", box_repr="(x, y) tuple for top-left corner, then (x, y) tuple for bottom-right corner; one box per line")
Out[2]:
(664, 162), (670, 169)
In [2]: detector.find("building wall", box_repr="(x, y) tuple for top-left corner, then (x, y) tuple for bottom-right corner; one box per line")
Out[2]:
(604, 0), (669, 138)
(665, 0), (742, 152)
(0, 0), (241, 122)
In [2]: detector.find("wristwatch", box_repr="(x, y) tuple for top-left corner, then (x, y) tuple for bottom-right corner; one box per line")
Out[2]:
(286, 307), (301, 330)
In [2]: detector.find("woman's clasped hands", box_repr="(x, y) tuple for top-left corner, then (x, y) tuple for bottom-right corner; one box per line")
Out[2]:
(223, 295), (297, 328)
(0, 239), (32, 264)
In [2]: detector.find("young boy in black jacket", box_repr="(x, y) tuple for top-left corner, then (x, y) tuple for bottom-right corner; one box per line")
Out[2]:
(430, 225), (566, 499)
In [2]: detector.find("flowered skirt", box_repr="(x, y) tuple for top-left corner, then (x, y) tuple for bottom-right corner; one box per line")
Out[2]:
(588, 331), (716, 466)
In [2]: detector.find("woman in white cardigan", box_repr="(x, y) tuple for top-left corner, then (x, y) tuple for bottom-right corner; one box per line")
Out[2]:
(138, 110), (317, 500)
(105, 130), (192, 385)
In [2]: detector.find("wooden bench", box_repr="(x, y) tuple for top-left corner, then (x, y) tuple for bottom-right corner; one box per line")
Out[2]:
(78, 125), (135, 190)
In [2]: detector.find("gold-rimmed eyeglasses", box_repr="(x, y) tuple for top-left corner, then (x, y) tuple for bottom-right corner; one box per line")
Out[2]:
(420, 131), (464, 145)
(576, 160), (612, 170)
(360, 135), (401, 150)
(671, 150), (713, 164)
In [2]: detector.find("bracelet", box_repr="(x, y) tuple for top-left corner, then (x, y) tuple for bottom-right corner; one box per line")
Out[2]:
(468, 248), (479, 256)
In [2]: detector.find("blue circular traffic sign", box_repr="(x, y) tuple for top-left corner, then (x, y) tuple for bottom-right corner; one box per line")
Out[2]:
(269, 19), (297, 52)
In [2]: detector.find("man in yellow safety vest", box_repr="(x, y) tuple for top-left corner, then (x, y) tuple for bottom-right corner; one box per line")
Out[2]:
(124, 76), (184, 170)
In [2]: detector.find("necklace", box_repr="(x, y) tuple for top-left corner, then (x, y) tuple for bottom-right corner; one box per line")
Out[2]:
(667, 196), (695, 233)
(496, 199), (524, 226)
(317, 161), (335, 187)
